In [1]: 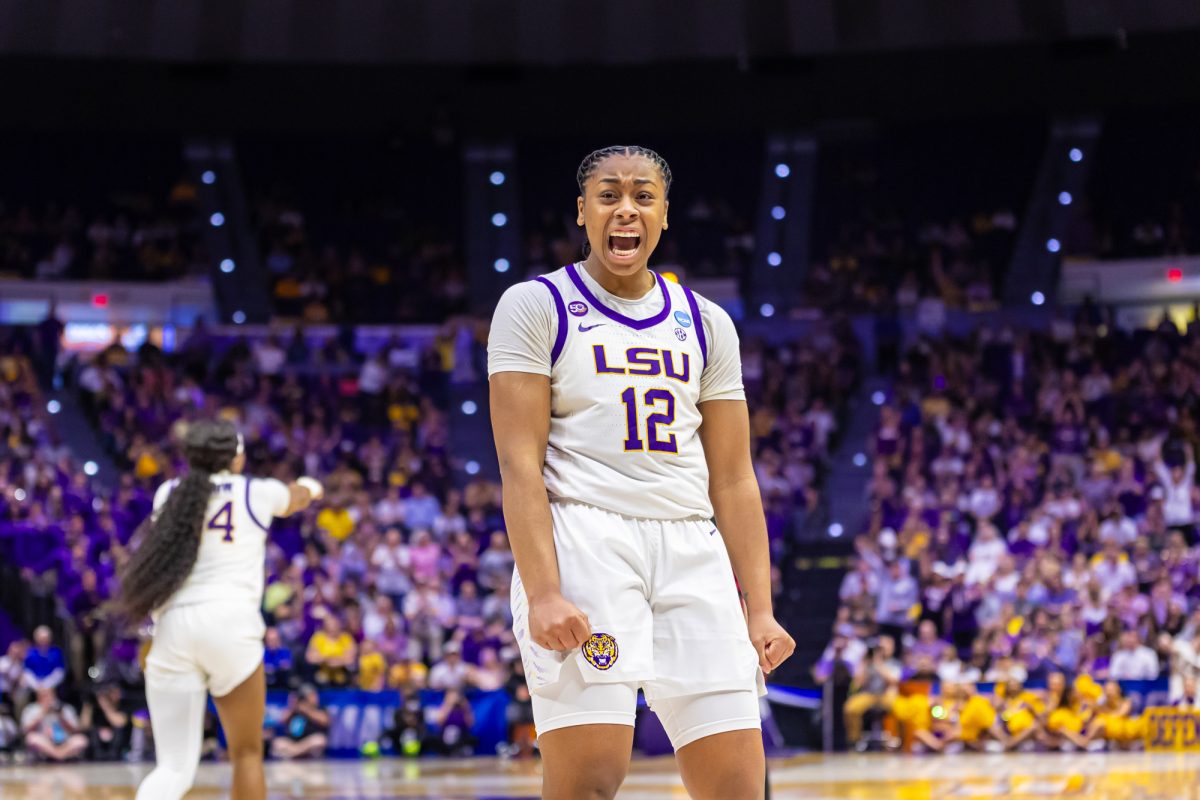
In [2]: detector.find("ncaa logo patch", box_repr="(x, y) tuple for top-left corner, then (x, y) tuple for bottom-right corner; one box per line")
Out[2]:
(581, 632), (619, 671)
(674, 327), (687, 341)
(674, 310), (692, 327)
(568, 301), (589, 317)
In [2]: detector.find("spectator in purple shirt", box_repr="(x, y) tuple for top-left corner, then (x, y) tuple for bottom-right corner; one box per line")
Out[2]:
(905, 620), (950, 671)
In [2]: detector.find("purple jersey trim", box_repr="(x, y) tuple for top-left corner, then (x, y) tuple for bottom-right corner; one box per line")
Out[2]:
(245, 478), (271, 533)
(682, 285), (708, 369)
(535, 277), (568, 365)
(565, 263), (672, 331)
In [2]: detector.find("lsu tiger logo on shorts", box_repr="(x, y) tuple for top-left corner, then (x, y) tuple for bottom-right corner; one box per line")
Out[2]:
(581, 632), (619, 671)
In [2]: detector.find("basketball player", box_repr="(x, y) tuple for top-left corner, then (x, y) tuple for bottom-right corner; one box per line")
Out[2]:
(118, 420), (323, 800)
(489, 146), (795, 799)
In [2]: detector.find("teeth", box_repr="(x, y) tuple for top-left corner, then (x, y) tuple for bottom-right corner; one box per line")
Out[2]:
(611, 231), (639, 239)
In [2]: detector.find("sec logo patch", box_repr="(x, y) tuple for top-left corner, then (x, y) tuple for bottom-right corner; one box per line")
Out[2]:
(581, 632), (619, 671)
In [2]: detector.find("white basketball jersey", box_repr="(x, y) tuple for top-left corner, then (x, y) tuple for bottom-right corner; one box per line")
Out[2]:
(150, 472), (290, 616)
(489, 263), (745, 521)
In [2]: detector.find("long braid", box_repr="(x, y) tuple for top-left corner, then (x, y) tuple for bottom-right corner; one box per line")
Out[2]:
(117, 420), (240, 622)
(576, 145), (673, 258)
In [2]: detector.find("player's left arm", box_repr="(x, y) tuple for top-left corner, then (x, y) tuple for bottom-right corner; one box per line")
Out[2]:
(699, 398), (794, 675)
(695, 300), (794, 674)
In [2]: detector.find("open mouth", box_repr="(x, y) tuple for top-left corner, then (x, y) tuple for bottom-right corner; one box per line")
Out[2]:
(608, 231), (641, 258)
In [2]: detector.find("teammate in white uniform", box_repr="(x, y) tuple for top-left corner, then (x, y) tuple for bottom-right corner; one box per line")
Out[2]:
(118, 420), (322, 800)
(489, 146), (794, 799)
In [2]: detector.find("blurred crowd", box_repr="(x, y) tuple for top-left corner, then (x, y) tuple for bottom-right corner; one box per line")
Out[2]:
(744, 321), (862, 556)
(1065, 113), (1200, 260)
(803, 122), (1042, 315)
(242, 135), (468, 325)
(0, 307), (859, 763)
(0, 319), (534, 762)
(0, 181), (204, 283)
(816, 312), (1200, 751)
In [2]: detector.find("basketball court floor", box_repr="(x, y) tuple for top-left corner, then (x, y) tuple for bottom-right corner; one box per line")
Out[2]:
(2, 751), (1199, 799)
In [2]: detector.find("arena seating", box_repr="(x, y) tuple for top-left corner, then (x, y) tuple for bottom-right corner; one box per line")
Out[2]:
(0, 310), (851, 759)
(0, 134), (203, 283)
(1066, 111), (1200, 259)
(236, 135), (467, 324)
(817, 315), (1200, 752)
(806, 119), (1045, 313)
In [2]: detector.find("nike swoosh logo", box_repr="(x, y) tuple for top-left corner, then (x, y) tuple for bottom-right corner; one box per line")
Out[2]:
(578, 323), (606, 332)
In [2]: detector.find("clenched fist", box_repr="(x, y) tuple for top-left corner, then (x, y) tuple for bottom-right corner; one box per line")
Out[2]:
(529, 592), (591, 652)
(749, 613), (795, 676)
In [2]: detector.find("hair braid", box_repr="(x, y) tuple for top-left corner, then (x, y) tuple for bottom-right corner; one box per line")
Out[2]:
(576, 145), (672, 198)
(117, 420), (240, 622)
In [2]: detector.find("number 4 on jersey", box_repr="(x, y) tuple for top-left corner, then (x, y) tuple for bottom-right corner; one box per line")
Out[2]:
(208, 501), (234, 542)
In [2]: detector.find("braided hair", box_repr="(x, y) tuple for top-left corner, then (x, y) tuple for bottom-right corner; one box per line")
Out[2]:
(576, 146), (672, 258)
(576, 145), (672, 198)
(118, 420), (240, 622)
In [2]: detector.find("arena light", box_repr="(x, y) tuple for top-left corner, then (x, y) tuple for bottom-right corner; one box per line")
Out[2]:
(220, 259), (235, 274)
(201, 170), (216, 185)
(210, 212), (225, 227)
(83, 461), (99, 476)
(1031, 291), (1046, 306)
(1058, 192), (1072, 206)
(493, 258), (510, 273)
(491, 212), (508, 228)
(760, 303), (775, 318)
(1168, 268), (1183, 283)
(461, 400), (478, 415)
(767, 251), (782, 267)
(871, 391), (886, 406)
(465, 460), (481, 475)
(14, 488), (26, 502)
(46, 400), (61, 414)
(775, 163), (791, 179)
(489, 171), (506, 186)
(1069, 148), (1083, 163)
(771, 206), (786, 221)
(92, 293), (109, 308)
(828, 522), (844, 538)
(1045, 238), (1061, 253)
(232, 310), (247, 324)
(853, 452), (867, 468)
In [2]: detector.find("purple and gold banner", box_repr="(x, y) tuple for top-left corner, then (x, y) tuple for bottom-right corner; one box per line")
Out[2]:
(1144, 708), (1200, 751)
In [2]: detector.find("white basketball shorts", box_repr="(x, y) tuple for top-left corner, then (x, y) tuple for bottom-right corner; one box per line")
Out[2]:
(511, 501), (764, 748)
(145, 601), (265, 698)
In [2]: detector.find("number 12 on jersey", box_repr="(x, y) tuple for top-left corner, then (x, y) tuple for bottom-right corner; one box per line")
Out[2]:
(621, 388), (679, 453)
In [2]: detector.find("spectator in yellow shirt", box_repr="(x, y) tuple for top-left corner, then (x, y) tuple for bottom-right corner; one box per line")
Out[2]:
(316, 503), (354, 542)
(357, 640), (387, 692)
(306, 612), (357, 686)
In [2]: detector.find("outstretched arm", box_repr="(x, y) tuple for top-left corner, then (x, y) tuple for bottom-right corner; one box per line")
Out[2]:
(280, 478), (322, 517)
(699, 398), (795, 675)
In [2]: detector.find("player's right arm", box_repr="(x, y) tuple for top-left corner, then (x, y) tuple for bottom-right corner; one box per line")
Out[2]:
(282, 477), (323, 517)
(490, 371), (588, 651)
(488, 281), (590, 653)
